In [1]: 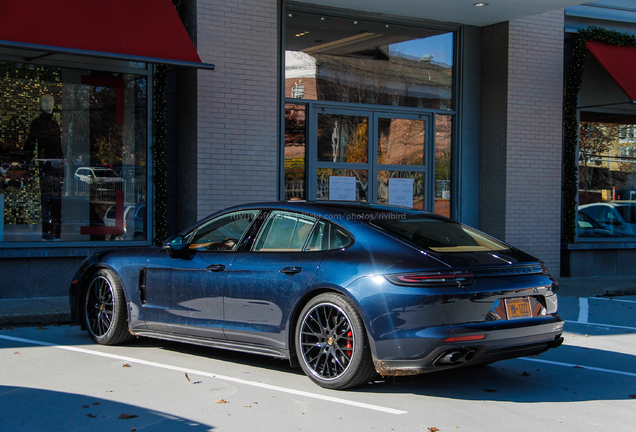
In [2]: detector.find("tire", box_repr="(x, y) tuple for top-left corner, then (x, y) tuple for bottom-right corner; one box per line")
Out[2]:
(83, 269), (134, 345)
(295, 293), (376, 390)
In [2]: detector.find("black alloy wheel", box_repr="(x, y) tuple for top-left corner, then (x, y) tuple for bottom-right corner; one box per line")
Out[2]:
(84, 269), (134, 345)
(296, 293), (376, 389)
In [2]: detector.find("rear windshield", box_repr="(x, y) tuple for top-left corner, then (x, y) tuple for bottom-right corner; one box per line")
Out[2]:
(372, 216), (510, 252)
(615, 204), (636, 223)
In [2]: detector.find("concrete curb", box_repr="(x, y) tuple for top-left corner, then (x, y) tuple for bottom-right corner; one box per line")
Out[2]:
(0, 296), (72, 327)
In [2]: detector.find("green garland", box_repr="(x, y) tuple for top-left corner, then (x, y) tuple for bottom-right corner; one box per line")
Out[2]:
(563, 27), (636, 243)
(152, 64), (169, 245)
(151, 0), (182, 245)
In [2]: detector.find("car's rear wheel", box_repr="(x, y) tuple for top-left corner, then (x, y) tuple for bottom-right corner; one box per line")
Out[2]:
(84, 269), (134, 345)
(295, 293), (376, 389)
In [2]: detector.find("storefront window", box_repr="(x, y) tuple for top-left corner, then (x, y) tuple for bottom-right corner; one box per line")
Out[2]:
(0, 62), (148, 243)
(317, 113), (368, 163)
(285, 11), (454, 110)
(577, 113), (636, 238)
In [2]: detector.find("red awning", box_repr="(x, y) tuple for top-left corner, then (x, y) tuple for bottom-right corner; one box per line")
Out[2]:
(0, 0), (214, 69)
(587, 41), (636, 103)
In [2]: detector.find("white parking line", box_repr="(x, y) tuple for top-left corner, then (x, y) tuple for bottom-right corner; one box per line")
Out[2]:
(565, 320), (636, 331)
(0, 334), (407, 415)
(589, 297), (636, 304)
(577, 297), (589, 323)
(520, 357), (636, 378)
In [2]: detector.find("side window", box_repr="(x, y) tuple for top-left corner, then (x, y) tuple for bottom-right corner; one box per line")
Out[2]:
(304, 220), (353, 251)
(600, 208), (616, 225)
(253, 211), (317, 251)
(188, 210), (260, 251)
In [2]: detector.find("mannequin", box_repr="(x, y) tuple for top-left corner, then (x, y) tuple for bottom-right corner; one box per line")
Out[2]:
(24, 94), (64, 238)
(24, 94), (63, 160)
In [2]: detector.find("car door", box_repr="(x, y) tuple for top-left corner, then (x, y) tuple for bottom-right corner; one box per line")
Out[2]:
(143, 209), (261, 339)
(223, 210), (329, 349)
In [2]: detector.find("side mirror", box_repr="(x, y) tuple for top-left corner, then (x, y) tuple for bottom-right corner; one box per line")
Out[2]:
(163, 235), (192, 259)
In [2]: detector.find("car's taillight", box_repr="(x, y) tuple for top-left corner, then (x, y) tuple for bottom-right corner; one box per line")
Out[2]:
(385, 271), (474, 287)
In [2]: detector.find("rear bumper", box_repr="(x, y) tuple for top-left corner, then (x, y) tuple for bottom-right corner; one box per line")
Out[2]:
(371, 316), (564, 376)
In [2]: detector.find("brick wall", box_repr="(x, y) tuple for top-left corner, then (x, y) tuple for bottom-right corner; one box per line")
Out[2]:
(481, 11), (564, 275)
(480, 22), (509, 240)
(189, 0), (279, 223)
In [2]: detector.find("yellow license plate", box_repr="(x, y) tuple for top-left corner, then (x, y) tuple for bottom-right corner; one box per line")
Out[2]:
(505, 297), (532, 319)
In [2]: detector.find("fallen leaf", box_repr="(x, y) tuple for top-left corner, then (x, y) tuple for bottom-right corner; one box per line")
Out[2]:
(82, 405), (90, 409)
(484, 389), (497, 393)
(253, 402), (258, 404)
(521, 371), (530, 376)
(131, 428), (136, 432)
(13, 352), (19, 354)
(244, 405), (251, 408)
(428, 428), (440, 432)
(93, 402), (100, 406)
(629, 394), (636, 399)
(584, 334), (588, 338)
(185, 373), (191, 382)
(123, 364), (131, 368)
(217, 399), (229, 404)
(86, 413), (97, 418)
(105, 390), (113, 393)
(573, 365), (583, 369)
(119, 413), (138, 420)
(37, 326), (47, 330)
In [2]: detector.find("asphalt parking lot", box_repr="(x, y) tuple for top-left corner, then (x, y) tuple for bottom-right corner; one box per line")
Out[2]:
(1, 295), (635, 432)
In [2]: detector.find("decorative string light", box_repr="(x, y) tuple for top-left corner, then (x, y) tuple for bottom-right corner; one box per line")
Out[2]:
(150, 0), (181, 245)
(152, 64), (169, 245)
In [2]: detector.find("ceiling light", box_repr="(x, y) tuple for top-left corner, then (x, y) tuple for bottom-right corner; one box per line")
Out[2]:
(474, 2), (489, 6)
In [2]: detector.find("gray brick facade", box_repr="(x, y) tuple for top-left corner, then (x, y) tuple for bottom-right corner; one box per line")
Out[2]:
(480, 10), (564, 275)
(180, 0), (279, 226)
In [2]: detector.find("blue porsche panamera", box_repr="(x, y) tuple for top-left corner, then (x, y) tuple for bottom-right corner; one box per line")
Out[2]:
(70, 202), (564, 389)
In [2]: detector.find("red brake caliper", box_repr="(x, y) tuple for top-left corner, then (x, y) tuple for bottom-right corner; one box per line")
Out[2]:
(346, 331), (353, 356)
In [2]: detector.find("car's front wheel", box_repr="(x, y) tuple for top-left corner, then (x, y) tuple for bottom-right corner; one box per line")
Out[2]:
(295, 293), (376, 389)
(83, 269), (134, 345)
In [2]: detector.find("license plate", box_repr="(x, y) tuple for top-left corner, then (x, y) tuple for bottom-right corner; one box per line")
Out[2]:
(505, 297), (532, 319)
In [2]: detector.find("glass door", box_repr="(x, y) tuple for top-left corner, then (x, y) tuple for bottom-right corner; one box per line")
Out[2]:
(310, 108), (372, 203)
(306, 106), (432, 210)
(374, 113), (430, 210)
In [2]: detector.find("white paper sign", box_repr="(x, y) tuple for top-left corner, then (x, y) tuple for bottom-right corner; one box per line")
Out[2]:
(388, 178), (414, 207)
(329, 176), (356, 201)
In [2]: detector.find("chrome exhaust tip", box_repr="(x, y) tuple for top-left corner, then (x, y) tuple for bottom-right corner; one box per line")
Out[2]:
(436, 351), (463, 365)
(463, 349), (477, 361)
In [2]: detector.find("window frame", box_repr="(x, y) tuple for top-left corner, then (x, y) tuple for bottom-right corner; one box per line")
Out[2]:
(0, 56), (153, 252)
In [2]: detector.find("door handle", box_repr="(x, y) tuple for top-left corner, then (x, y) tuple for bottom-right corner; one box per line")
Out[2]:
(280, 266), (302, 275)
(206, 264), (226, 272)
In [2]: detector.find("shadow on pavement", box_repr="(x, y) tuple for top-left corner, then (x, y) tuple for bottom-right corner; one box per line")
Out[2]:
(0, 385), (215, 432)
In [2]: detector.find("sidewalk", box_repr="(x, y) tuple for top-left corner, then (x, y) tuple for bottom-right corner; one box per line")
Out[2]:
(1, 276), (635, 327)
